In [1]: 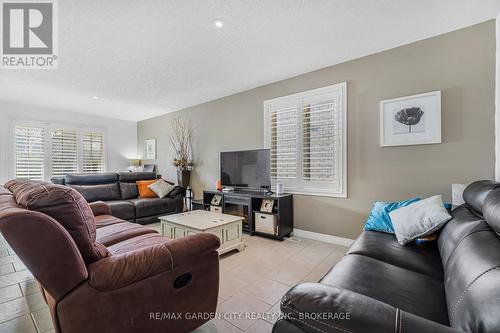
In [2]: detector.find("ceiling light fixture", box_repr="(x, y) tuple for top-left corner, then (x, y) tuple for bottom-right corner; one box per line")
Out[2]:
(92, 96), (99, 100)
(213, 19), (224, 28)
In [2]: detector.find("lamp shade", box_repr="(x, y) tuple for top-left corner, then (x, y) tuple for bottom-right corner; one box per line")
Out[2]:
(129, 159), (141, 167)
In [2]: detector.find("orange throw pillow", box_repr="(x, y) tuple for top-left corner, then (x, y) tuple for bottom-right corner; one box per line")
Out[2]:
(136, 180), (158, 198)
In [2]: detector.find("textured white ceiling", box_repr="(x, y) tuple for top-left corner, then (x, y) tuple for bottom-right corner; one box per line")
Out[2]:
(0, 0), (499, 121)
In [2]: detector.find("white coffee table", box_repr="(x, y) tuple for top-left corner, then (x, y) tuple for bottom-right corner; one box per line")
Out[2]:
(159, 210), (245, 255)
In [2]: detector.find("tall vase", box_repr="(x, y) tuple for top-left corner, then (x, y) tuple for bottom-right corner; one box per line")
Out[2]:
(177, 170), (191, 188)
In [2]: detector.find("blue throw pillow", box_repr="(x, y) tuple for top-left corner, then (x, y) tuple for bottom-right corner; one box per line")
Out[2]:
(364, 198), (421, 234)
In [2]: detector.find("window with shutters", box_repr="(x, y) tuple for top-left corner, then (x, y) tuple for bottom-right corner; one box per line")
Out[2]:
(14, 126), (45, 181)
(82, 132), (105, 173)
(12, 121), (106, 180)
(264, 82), (347, 197)
(51, 129), (78, 177)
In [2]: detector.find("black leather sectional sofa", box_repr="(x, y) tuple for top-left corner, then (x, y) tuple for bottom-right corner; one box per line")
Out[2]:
(273, 180), (500, 333)
(52, 172), (183, 224)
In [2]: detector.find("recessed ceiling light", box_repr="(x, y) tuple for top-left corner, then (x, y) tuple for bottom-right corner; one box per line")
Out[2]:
(92, 96), (99, 100)
(213, 19), (224, 28)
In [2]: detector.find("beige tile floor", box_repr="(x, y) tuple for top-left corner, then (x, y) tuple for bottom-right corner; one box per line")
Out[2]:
(0, 223), (347, 333)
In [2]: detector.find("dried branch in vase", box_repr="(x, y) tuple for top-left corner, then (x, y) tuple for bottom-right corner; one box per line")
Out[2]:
(169, 117), (194, 171)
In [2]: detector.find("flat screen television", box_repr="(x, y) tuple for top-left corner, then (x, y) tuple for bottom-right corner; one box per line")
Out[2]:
(220, 149), (271, 190)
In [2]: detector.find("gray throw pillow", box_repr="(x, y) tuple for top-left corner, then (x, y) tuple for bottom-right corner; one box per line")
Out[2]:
(389, 195), (452, 245)
(148, 179), (175, 198)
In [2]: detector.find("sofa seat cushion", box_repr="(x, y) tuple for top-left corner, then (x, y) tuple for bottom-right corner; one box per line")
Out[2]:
(96, 221), (157, 246)
(107, 233), (168, 255)
(128, 198), (179, 218)
(94, 215), (123, 228)
(321, 254), (449, 325)
(347, 231), (443, 280)
(135, 216), (161, 225)
(106, 200), (136, 220)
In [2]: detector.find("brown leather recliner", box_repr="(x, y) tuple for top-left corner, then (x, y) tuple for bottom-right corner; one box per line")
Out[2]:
(0, 179), (220, 333)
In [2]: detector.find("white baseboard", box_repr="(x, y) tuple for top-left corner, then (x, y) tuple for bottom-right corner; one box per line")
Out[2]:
(291, 229), (355, 247)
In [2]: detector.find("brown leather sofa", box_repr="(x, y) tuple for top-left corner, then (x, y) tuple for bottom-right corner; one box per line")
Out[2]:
(0, 179), (220, 333)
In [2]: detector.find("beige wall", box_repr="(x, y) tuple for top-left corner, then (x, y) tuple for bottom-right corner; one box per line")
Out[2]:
(138, 21), (496, 239)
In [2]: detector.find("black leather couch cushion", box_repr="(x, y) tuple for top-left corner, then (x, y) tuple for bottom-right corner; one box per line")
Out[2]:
(441, 228), (500, 332)
(483, 188), (500, 235)
(347, 231), (443, 280)
(105, 200), (135, 221)
(51, 176), (65, 185)
(462, 180), (500, 216)
(118, 172), (156, 183)
(135, 215), (162, 225)
(120, 182), (138, 200)
(437, 205), (490, 267)
(435, 181), (500, 333)
(67, 183), (120, 202)
(64, 172), (118, 185)
(321, 254), (449, 325)
(128, 198), (179, 218)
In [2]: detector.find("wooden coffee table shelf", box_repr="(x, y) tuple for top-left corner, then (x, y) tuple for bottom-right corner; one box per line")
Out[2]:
(159, 210), (245, 255)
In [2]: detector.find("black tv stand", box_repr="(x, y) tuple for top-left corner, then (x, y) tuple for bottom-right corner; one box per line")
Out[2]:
(203, 190), (293, 240)
(223, 187), (273, 195)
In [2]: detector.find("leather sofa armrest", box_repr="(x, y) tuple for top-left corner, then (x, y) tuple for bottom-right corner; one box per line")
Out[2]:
(278, 283), (462, 333)
(88, 233), (220, 290)
(88, 201), (111, 216)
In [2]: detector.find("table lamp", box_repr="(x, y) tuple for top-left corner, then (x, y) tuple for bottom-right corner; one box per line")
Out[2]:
(129, 159), (141, 172)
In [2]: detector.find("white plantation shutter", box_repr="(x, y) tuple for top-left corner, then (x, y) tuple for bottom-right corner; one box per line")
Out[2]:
(269, 105), (298, 181)
(51, 129), (78, 177)
(12, 121), (106, 180)
(82, 132), (105, 173)
(14, 126), (45, 180)
(264, 83), (347, 197)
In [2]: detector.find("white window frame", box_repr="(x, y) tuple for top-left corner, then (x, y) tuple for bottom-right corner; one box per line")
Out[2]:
(10, 118), (107, 181)
(264, 82), (347, 198)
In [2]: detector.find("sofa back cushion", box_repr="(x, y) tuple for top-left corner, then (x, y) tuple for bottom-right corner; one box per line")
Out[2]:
(64, 173), (118, 185)
(118, 172), (157, 199)
(6, 180), (109, 264)
(462, 180), (500, 216)
(0, 188), (17, 211)
(483, 188), (500, 236)
(67, 183), (121, 202)
(118, 172), (156, 183)
(0, 207), (89, 302)
(63, 173), (120, 202)
(120, 182), (138, 200)
(437, 181), (500, 333)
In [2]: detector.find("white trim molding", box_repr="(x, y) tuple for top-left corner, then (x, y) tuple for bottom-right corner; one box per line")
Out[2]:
(292, 228), (355, 247)
(496, 14), (500, 181)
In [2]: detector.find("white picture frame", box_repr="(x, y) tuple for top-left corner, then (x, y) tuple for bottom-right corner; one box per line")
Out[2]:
(380, 91), (441, 147)
(145, 138), (157, 159)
